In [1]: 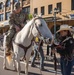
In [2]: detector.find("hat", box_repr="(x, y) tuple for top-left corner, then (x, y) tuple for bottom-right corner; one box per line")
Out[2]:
(14, 2), (20, 9)
(56, 24), (72, 33)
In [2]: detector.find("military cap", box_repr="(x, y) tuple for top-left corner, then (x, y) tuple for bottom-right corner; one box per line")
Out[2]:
(14, 2), (20, 9)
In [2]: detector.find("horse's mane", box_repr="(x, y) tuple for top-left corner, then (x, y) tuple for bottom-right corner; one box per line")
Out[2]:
(21, 15), (41, 32)
(17, 18), (35, 40)
(21, 18), (34, 31)
(24, 14), (42, 28)
(20, 16), (42, 36)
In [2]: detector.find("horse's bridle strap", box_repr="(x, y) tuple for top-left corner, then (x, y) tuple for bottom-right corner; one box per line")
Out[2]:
(35, 25), (42, 36)
(34, 17), (43, 36)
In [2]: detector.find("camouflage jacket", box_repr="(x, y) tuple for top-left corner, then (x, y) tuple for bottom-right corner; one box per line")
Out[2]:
(9, 10), (28, 29)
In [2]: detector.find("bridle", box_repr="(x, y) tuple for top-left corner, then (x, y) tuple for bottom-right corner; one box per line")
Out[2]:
(33, 17), (52, 44)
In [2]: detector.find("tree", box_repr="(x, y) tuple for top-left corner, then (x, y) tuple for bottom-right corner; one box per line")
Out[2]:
(28, 14), (33, 20)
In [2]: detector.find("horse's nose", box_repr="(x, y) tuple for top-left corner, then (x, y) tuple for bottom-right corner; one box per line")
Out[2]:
(48, 38), (52, 44)
(49, 39), (52, 43)
(44, 38), (51, 44)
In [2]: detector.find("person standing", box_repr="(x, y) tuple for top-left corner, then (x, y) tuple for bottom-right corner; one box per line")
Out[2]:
(55, 24), (74, 75)
(31, 37), (45, 70)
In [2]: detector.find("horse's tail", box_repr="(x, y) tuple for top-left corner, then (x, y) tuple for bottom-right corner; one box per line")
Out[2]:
(6, 53), (12, 65)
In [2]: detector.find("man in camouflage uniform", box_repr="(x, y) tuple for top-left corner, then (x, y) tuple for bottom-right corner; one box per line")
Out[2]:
(6, 2), (28, 55)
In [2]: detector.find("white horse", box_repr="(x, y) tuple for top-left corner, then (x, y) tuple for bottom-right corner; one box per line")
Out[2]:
(3, 16), (53, 75)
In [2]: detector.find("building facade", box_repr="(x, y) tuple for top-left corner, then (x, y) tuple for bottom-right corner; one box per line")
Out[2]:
(30, 0), (74, 33)
(0, 0), (30, 33)
(0, 0), (74, 33)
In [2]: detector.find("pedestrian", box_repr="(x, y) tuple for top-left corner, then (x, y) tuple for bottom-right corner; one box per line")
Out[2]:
(55, 24), (74, 75)
(5, 2), (28, 56)
(0, 33), (4, 46)
(46, 44), (52, 56)
(31, 37), (45, 70)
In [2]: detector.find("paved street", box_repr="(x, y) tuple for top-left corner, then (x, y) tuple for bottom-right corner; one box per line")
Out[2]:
(0, 50), (74, 75)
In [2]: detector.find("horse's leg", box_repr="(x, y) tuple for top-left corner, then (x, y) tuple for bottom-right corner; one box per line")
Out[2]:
(3, 48), (7, 69)
(12, 53), (17, 71)
(25, 61), (29, 75)
(25, 49), (32, 75)
(16, 54), (21, 75)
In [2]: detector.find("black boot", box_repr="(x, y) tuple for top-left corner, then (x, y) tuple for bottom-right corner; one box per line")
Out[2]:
(6, 47), (11, 56)
(5, 42), (12, 56)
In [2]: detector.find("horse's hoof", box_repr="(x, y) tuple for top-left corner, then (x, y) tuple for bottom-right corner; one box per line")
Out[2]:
(14, 68), (18, 72)
(25, 73), (28, 75)
(3, 66), (7, 70)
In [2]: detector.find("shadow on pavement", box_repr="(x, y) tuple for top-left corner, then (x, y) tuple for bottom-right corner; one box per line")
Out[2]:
(21, 71), (42, 75)
(5, 68), (16, 72)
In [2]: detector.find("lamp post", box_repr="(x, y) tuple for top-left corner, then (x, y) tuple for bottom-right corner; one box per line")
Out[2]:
(53, 8), (59, 74)
(53, 8), (59, 39)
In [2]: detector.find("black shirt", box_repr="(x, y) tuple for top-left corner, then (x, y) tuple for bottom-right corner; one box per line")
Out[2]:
(56, 36), (74, 59)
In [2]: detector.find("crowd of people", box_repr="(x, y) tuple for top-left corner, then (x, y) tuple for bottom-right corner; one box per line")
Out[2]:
(0, 1), (74, 75)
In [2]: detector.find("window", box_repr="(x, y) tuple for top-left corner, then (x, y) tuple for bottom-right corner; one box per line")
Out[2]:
(6, 12), (10, 20)
(0, 2), (3, 9)
(57, 2), (62, 12)
(34, 8), (38, 14)
(13, 0), (18, 9)
(69, 14), (74, 19)
(0, 14), (3, 21)
(13, 0), (18, 4)
(23, 6), (30, 14)
(71, 0), (74, 10)
(41, 6), (45, 15)
(6, 0), (10, 7)
(48, 5), (52, 14)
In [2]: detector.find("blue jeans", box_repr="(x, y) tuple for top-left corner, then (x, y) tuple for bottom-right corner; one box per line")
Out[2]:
(60, 57), (74, 75)
(31, 46), (44, 69)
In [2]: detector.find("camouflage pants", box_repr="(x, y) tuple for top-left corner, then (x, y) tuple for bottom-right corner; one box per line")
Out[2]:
(6, 28), (16, 47)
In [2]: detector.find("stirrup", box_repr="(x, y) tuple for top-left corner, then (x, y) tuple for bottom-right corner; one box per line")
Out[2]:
(6, 47), (12, 56)
(6, 51), (11, 56)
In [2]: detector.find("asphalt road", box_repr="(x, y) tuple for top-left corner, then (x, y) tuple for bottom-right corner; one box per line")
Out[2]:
(0, 50), (74, 75)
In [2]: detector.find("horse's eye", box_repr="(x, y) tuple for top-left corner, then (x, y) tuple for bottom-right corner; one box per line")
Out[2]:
(40, 24), (42, 27)
(35, 23), (37, 25)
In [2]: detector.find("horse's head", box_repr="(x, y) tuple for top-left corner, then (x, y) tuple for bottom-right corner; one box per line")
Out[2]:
(31, 16), (53, 44)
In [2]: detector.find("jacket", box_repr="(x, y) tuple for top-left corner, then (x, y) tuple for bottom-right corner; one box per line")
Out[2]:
(9, 10), (28, 29)
(56, 36), (74, 60)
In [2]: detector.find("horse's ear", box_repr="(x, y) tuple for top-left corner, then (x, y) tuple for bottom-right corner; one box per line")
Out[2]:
(39, 13), (42, 17)
(33, 14), (37, 18)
